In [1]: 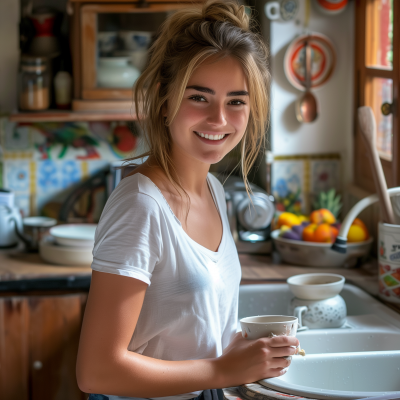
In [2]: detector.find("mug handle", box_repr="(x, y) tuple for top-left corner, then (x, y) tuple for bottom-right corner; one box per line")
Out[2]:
(265, 2), (281, 20)
(294, 306), (309, 331)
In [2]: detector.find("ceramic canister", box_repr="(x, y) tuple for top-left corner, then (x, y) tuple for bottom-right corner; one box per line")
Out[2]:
(289, 295), (347, 329)
(378, 222), (400, 304)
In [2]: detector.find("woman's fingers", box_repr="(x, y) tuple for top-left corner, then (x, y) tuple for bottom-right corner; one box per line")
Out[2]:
(268, 346), (296, 358)
(267, 336), (299, 348)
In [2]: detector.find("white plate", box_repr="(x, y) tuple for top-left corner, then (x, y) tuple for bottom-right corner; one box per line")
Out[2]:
(39, 236), (93, 266)
(49, 224), (97, 247)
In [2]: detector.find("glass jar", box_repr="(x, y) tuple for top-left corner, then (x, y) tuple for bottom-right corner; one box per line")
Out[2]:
(19, 56), (50, 111)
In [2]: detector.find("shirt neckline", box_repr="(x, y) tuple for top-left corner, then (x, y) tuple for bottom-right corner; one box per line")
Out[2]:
(128, 172), (226, 259)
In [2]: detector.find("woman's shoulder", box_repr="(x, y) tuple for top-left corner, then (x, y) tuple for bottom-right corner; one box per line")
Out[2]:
(105, 172), (164, 216)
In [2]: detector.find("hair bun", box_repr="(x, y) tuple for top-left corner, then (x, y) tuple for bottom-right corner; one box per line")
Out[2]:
(202, 1), (250, 31)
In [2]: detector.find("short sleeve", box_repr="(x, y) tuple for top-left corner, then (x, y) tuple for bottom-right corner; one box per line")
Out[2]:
(91, 188), (163, 286)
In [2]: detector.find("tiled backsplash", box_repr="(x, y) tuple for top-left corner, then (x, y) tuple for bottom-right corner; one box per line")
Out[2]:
(0, 118), (145, 217)
(271, 153), (342, 216)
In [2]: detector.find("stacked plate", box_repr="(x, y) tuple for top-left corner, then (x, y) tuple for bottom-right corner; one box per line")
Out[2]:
(39, 224), (97, 266)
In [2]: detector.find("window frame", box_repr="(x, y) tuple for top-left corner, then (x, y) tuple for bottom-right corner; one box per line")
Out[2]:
(354, 0), (399, 191)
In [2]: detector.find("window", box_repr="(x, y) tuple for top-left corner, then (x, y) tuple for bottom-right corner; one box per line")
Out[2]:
(354, 0), (399, 191)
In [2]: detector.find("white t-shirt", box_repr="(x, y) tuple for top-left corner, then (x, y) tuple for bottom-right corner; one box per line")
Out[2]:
(91, 173), (242, 400)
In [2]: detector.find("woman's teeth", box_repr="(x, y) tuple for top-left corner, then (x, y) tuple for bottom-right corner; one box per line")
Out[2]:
(194, 131), (226, 140)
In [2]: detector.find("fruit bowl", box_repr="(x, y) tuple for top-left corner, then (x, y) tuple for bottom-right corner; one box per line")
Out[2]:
(271, 230), (373, 268)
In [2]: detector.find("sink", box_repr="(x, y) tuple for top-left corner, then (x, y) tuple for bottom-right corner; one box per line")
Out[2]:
(238, 284), (400, 398)
(260, 351), (400, 399)
(297, 329), (400, 354)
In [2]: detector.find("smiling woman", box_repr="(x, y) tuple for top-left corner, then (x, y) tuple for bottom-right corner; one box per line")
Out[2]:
(76, 2), (298, 400)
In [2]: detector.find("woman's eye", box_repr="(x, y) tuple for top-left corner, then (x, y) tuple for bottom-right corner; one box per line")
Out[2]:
(189, 95), (207, 102)
(229, 100), (246, 106)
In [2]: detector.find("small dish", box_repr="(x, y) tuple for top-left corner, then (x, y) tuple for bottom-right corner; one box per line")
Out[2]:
(39, 236), (93, 266)
(287, 273), (345, 300)
(49, 224), (97, 247)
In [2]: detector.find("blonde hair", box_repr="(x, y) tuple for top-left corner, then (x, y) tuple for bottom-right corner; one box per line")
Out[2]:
(128, 0), (270, 200)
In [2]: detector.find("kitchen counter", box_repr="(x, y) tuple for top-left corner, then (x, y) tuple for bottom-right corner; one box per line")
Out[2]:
(0, 249), (378, 292)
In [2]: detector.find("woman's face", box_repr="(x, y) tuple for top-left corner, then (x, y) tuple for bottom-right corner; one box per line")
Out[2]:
(167, 55), (251, 165)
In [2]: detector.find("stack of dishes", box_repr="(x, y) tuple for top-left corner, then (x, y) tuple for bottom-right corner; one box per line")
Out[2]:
(39, 224), (97, 266)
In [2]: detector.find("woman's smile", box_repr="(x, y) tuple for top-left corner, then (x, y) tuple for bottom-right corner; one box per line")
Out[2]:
(193, 130), (230, 145)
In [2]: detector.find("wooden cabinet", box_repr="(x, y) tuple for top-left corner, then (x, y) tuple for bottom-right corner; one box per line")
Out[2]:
(0, 292), (88, 400)
(70, 0), (202, 112)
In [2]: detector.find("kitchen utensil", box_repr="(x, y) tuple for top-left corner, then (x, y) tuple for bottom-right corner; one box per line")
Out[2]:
(39, 235), (93, 265)
(240, 315), (298, 340)
(15, 216), (57, 252)
(0, 204), (23, 248)
(289, 295), (347, 330)
(287, 273), (345, 300)
(314, 0), (348, 15)
(272, 229), (372, 268)
(295, 39), (318, 123)
(378, 222), (400, 304)
(284, 33), (336, 91)
(332, 187), (400, 254)
(97, 57), (140, 88)
(264, 0), (299, 22)
(358, 106), (395, 224)
(224, 176), (275, 254)
(49, 224), (97, 247)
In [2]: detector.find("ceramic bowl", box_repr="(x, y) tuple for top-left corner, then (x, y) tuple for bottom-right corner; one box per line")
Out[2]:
(49, 224), (97, 247)
(287, 273), (345, 300)
(271, 229), (373, 268)
(39, 235), (93, 266)
(98, 31), (118, 56)
(119, 31), (152, 51)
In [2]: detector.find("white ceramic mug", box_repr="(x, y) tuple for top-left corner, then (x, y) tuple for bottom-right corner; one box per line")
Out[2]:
(240, 315), (298, 340)
(378, 222), (400, 304)
(265, 0), (299, 22)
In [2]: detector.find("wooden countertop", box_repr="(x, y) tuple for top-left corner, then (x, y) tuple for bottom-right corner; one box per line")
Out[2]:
(0, 249), (378, 291)
(2, 249), (399, 313)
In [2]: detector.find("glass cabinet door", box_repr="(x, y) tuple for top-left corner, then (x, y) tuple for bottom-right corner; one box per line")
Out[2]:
(81, 4), (187, 100)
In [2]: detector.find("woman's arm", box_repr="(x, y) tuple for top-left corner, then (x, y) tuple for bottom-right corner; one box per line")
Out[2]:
(76, 271), (298, 397)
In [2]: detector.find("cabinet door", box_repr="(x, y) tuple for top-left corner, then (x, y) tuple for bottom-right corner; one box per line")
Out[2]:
(0, 293), (88, 400)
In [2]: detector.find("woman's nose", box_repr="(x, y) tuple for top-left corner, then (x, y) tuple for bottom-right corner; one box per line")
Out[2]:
(207, 103), (227, 127)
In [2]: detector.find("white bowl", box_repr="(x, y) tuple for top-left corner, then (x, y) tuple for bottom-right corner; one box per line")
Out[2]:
(49, 224), (97, 247)
(287, 273), (345, 300)
(39, 236), (93, 266)
(271, 230), (373, 268)
(119, 31), (152, 51)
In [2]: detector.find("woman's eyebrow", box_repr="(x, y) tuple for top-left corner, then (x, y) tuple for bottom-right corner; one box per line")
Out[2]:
(186, 85), (249, 96)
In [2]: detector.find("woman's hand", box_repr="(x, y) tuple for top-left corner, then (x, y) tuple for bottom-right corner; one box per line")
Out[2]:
(215, 332), (299, 388)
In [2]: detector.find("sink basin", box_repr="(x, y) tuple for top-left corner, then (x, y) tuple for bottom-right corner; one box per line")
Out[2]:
(238, 283), (400, 398)
(297, 329), (400, 354)
(259, 351), (400, 399)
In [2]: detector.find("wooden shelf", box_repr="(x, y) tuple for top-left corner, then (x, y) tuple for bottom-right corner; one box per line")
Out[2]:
(9, 110), (137, 123)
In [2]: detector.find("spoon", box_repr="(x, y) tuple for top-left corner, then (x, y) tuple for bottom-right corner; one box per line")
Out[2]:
(358, 106), (395, 224)
(296, 39), (318, 123)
